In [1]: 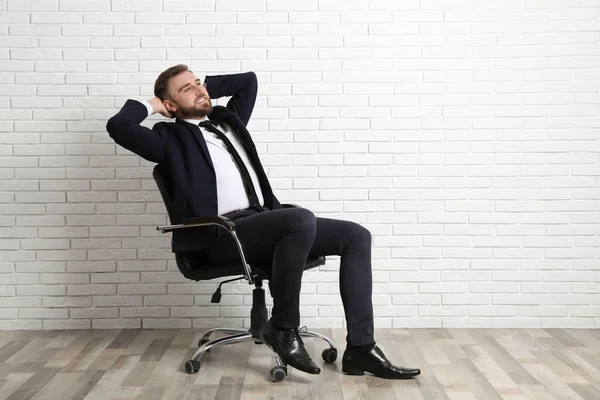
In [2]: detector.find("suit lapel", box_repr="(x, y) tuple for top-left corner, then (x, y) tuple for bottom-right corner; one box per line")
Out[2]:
(175, 118), (215, 173)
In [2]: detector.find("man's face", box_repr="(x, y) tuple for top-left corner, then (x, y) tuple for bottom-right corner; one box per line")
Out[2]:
(164, 71), (213, 119)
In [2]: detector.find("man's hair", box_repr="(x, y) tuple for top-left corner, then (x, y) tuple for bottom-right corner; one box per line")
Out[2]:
(154, 64), (189, 101)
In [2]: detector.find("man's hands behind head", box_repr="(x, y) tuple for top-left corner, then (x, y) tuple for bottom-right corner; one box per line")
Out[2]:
(149, 97), (174, 118)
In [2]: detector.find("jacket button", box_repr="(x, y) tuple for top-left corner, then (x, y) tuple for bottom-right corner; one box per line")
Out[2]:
(209, 178), (215, 183)
(211, 202), (216, 207)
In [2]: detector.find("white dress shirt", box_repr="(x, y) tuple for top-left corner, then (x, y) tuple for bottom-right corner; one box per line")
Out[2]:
(136, 99), (264, 215)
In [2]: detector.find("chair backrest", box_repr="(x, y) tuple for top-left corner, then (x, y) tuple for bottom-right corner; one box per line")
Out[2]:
(152, 164), (174, 224)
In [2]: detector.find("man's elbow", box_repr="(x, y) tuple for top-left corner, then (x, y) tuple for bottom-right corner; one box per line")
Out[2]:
(106, 116), (123, 140)
(245, 71), (258, 101)
(247, 71), (257, 87)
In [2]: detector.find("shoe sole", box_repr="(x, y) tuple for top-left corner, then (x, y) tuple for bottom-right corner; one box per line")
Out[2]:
(342, 366), (420, 379)
(341, 367), (364, 376)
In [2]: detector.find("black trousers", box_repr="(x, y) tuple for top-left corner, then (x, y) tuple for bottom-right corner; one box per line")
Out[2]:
(201, 207), (375, 347)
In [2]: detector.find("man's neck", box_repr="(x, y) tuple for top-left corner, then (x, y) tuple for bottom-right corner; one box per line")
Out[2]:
(182, 116), (208, 125)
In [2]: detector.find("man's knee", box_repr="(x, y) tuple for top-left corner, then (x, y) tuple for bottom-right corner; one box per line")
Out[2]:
(354, 223), (372, 245)
(346, 222), (372, 249)
(283, 207), (316, 238)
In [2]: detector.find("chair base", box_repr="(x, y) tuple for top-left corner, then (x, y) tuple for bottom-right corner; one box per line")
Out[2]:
(184, 279), (338, 382)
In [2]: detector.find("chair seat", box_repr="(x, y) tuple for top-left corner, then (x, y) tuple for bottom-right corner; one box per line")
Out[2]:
(175, 252), (326, 281)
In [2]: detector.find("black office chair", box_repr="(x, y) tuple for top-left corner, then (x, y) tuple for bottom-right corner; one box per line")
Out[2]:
(152, 165), (337, 382)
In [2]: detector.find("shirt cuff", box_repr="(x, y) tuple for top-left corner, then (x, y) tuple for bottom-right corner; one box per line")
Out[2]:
(134, 99), (153, 117)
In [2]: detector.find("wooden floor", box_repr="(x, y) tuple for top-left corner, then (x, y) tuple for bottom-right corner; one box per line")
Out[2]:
(1, 328), (600, 400)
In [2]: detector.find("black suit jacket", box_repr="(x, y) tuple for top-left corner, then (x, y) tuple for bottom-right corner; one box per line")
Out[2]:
(106, 72), (282, 252)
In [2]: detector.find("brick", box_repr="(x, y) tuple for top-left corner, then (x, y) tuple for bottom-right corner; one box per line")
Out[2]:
(470, 306), (518, 317)
(40, 180), (91, 193)
(19, 308), (68, 319)
(92, 319), (140, 329)
(0, 321), (41, 329)
(62, 50), (113, 63)
(43, 296), (91, 308)
(90, 39), (140, 51)
(22, 239), (71, 251)
(120, 307), (169, 318)
(0, 204), (45, 215)
(15, 192), (66, 203)
(470, 282), (520, 293)
(36, 250), (87, 262)
(47, 204), (96, 215)
(71, 308), (118, 319)
(59, 1), (109, 11)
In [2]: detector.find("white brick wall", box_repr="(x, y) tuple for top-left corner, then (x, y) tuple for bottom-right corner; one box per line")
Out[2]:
(1, 0), (599, 330)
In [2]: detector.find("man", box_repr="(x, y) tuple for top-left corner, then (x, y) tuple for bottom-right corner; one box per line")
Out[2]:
(106, 64), (421, 379)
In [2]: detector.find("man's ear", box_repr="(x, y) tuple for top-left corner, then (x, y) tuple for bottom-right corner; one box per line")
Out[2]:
(164, 100), (176, 113)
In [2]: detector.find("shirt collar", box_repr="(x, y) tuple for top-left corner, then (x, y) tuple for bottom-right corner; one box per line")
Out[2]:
(182, 117), (209, 126)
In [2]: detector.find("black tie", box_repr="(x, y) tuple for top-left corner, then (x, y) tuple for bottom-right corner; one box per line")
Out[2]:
(199, 120), (263, 211)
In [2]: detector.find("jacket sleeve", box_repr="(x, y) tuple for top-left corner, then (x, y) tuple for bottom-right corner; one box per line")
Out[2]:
(204, 71), (258, 127)
(106, 99), (166, 164)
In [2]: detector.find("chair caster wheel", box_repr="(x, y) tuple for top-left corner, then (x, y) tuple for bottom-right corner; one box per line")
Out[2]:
(198, 338), (210, 352)
(185, 360), (201, 374)
(322, 348), (337, 363)
(270, 365), (287, 382)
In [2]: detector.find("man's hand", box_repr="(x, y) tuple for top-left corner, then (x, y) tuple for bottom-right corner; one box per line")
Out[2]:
(149, 97), (174, 118)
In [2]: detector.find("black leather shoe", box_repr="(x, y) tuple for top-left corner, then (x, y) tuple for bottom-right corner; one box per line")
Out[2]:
(261, 320), (321, 375)
(342, 344), (420, 379)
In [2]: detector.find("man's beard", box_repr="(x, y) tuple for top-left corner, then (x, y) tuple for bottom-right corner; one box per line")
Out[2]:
(175, 100), (213, 119)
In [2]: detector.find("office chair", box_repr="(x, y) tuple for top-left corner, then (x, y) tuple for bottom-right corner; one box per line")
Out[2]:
(152, 165), (338, 382)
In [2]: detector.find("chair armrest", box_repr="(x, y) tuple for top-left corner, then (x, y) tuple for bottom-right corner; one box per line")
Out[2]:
(156, 216), (235, 234)
(184, 216), (236, 231)
(282, 203), (301, 208)
(156, 215), (254, 284)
